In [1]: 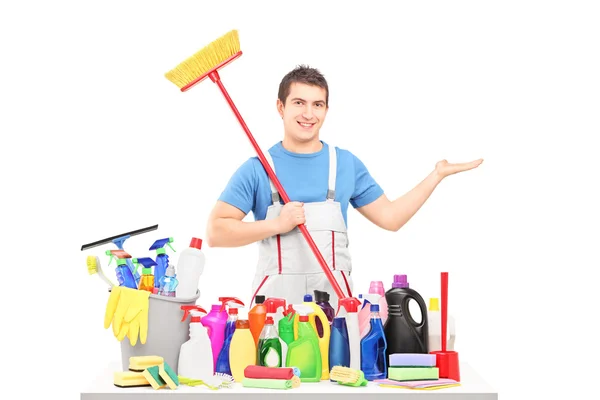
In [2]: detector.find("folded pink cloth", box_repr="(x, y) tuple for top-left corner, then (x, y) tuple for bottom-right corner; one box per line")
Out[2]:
(244, 365), (294, 380)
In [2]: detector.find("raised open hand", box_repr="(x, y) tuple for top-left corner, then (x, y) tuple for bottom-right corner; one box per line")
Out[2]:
(435, 158), (483, 179)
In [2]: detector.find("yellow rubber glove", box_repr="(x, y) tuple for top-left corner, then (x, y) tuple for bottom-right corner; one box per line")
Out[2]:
(124, 289), (150, 346)
(104, 286), (149, 344)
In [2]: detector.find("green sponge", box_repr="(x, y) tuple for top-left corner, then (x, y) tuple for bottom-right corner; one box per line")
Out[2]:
(159, 362), (179, 389)
(142, 365), (167, 390)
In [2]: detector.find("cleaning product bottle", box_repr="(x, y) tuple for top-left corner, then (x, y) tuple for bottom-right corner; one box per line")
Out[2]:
(285, 304), (322, 382)
(157, 264), (178, 297)
(202, 297), (241, 371)
(110, 233), (142, 287)
(175, 237), (205, 299)
(369, 280), (388, 324)
(229, 319), (256, 382)
(292, 294), (330, 380)
(427, 297), (456, 352)
(215, 298), (245, 375)
(384, 274), (429, 362)
(132, 257), (156, 292)
(360, 294), (388, 380)
(329, 316), (350, 381)
(257, 316), (283, 367)
(149, 237), (176, 294)
(248, 295), (267, 347)
(314, 289), (335, 336)
(339, 297), (362, 371)
(178, 305), (214, 380)
(278, 304), (296, 366)
(358, 293), (372, 339)
(105, 249), (137, 289)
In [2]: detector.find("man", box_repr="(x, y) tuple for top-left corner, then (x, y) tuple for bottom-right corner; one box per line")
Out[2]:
(206, 65), (483, 311)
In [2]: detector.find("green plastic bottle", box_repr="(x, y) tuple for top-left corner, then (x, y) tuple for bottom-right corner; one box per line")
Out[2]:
(285, 305), (322, 382)
(279, 305), (296, 346)
(257, 316), (283, 367)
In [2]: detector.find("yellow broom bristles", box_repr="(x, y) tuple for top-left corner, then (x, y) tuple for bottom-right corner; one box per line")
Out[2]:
(165, 29), (240, 89)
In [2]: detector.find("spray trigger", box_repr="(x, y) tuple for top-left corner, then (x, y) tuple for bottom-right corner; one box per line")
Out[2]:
(180, 305), (207, 322)
(218, 297), (244, 312)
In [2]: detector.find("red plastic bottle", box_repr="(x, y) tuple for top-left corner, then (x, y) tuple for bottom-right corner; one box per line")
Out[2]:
(249, 295), (267, 347)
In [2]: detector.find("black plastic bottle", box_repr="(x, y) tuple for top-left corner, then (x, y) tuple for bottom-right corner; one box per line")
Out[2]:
(383, 274), (429, 362)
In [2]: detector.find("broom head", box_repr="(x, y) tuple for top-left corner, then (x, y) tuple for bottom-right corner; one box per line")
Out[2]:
(165, 29), (242, 92)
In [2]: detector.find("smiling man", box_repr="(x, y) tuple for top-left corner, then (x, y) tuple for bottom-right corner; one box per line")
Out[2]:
(206, 65), (483, 310)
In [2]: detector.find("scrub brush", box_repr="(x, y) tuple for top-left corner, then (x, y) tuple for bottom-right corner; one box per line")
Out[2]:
(178, 373), (234, 390)
(329, 366), (368, 387)
(87, 255), (115, 288)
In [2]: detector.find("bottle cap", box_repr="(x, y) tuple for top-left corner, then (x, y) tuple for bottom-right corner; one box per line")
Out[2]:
(429, 297), (440, 311)
(265, 316), (274, 325)
(304, 294), (313, 302)
(314, 290), (329, 303)
(255, 295), (266, 304)
(369, 281), (385, 296)
(190, 237), (202, 250)
(165, 264), (175, 277)
(392, 274), (409, 288)
(236, 319), (250, 329)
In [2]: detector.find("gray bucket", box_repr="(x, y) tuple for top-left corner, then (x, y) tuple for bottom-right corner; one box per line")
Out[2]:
(119, 290), (200, 374)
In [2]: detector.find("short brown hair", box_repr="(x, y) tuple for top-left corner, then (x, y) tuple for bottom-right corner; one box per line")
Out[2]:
(278, 65), (329, 106)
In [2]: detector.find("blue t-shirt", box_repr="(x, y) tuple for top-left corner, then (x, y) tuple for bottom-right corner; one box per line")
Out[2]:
(218, 141), (383, 228)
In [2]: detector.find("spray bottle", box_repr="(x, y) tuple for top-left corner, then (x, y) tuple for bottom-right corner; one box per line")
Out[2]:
(369, 281), (388, 324)
(360, 293), (387, 380)
(178, 305), (213, 380)
(278, 304), (296, 366)
(257, 298), (286, 368)
(105, 249), (137, 289)
(157, 264), (178, 297)
(202, 297), (242, 371)
(131, 257), (156, 292)
(338, 297), (362, 371)
(149, 237), (176, 294)
(109, 232), (142, 287)
(215, 298), (245, 375)
(285, 304), (321, 382)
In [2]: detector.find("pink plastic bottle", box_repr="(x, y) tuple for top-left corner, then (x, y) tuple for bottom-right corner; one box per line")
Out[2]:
(202, 297), (242, 370)
(358, 294), (372, 338)
(369, 281), (388, 325)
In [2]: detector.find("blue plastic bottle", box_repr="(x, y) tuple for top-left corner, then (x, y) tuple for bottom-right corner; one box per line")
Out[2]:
(149, 237), (175, 293)
(105, 250), (137, 289)
(111, 234), (141, 288)
(157, 264), (178, 297)
(360, 295), (388, 380)
(329, 316), (350, 381)
(215, 300), (244, 375)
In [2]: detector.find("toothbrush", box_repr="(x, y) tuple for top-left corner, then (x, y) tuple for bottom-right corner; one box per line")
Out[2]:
(86, 255), (115, 288)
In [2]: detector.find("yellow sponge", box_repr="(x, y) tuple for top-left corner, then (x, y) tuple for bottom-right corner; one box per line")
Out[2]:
(159, 363), (179, 389)
(142, 366), (167, 390)
(129, 355), (164, 372)
(113, 371), (151, 388)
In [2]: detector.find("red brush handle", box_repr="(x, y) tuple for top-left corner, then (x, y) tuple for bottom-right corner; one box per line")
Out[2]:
(441, 272), (448, 352)
(206, 70), (346, 302)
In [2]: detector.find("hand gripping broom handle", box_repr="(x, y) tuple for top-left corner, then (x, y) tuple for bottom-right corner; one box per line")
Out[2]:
(207, 70), (346, 301)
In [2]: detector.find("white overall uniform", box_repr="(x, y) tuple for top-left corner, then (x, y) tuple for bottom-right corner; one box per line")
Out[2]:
(250, 144), (354, 312)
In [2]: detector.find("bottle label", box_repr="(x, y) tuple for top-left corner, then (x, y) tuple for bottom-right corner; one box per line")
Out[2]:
(264, 347), (280, 367)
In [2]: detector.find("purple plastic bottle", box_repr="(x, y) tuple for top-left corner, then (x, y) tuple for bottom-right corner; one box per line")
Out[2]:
(201, 300), (229, 370)
(314, 290), (335, 337)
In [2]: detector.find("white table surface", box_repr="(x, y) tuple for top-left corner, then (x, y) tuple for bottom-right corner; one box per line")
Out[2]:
(81, 361), (498, 399)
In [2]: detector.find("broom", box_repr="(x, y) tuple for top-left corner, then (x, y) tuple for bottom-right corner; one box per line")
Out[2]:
(164, 29), (350, 304)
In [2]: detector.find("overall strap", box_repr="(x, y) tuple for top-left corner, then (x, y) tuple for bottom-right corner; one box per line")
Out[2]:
(264, 150), (280, 205)
(327, 143), (337, 201)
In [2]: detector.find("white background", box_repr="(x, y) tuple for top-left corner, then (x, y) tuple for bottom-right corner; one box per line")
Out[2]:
(1, 1), (599, 399)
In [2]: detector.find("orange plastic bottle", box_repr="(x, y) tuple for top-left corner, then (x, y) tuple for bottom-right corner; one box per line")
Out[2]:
(249, 295), (267, 347)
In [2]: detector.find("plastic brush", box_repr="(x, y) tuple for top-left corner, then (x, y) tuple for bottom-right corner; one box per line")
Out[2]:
(329, 366), (367, 387)
(164, 29), (351, 305)
(86, 255), (115, 288)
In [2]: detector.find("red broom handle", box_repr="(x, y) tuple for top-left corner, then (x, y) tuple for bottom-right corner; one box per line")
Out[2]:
(208, 70), (346, 301)
(441, 272), (448, 352)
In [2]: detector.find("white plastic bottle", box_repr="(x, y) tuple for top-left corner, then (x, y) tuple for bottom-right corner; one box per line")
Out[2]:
(427, 297), (456, 352)
(176, 237), (205, 298)
(340, 298), (362, 371)
(178, 307), (214, 380)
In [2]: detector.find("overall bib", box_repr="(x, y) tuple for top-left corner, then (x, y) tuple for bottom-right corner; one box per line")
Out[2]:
(250, 144), (353, 312)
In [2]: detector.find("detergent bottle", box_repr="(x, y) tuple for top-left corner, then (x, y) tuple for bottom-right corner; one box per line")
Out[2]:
(105, 249), (137, 289)
(278, 304), (296, 366)
(369, 281), (388, 324)
(292, 294), (330, 380)
(339, 297), (362, 371)
(329, 316), (350, 381)
(360, 294), (388, 380)
(257, 298), (285, 368)
(178, 305), (214, 380)
(384, 274), (429, 361)
(248, 295), (267, 347)
(314, 290), (335, 336)
(215, 298), (245, 375)
(149, 237), (176, 294)
(175, 237), (205, 299)
(427, 297), (456, 352)
(202, 297), (239, 370)
(229, 319), (256, 382)
(132, 257), (156, 292)
(358, 293), (372, 339)
(157, 264), (178, 297)
(286, 304), (322, 382)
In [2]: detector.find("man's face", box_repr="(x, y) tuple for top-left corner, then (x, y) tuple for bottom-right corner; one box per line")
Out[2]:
(277, 82), (328, 144)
